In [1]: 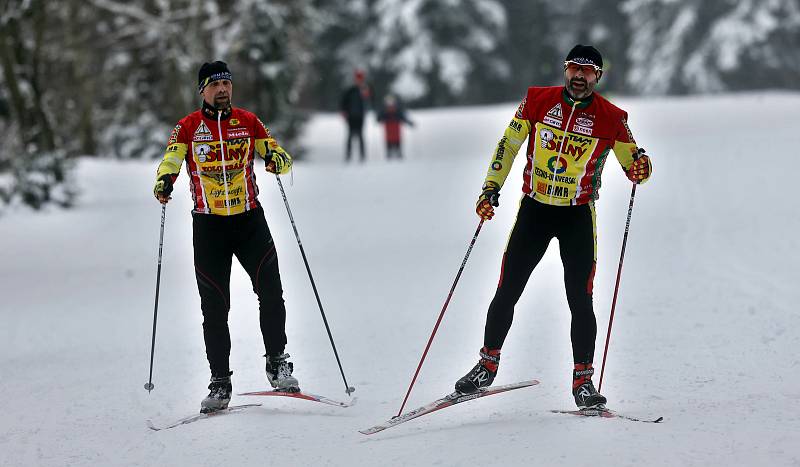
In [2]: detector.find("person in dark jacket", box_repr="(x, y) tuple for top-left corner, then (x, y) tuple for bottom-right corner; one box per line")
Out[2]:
(340, 69), (372, 162)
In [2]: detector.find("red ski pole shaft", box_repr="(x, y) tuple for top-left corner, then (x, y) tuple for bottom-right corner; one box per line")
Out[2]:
(396, 219), (484, 416)
(598, 183), (637, 392)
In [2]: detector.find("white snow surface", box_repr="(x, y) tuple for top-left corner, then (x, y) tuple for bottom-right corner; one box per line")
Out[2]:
(1, 92), (799, 466)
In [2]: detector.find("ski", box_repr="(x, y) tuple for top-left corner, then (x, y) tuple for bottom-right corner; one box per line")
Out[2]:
(147, 403), (262, 431)
(551, 407), (663, 423)
(360, 379), (539, 435)
(238, 389), (355, 408)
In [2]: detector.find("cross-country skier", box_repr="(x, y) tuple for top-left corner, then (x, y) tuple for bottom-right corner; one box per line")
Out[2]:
(153, 61), (300, 413)
(454, 45), (653, 409)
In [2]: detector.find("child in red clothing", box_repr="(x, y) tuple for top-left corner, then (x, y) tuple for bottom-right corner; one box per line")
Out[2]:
(376, 94), (414, 160)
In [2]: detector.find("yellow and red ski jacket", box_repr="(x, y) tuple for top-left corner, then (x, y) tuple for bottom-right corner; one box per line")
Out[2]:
(485, 86), (642, 206)
(156, 105), (291, 215)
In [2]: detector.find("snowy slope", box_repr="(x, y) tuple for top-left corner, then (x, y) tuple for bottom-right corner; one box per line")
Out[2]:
(1, 93), (798, 466)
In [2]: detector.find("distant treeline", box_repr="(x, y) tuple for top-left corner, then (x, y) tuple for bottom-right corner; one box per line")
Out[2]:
(0, 0), (797, 209)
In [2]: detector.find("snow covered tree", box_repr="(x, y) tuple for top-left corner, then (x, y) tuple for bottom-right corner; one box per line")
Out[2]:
(312, 0), (508, 108)
(89, 0), (313, 159)
(224, 0), (316, 157)
(4, 0), (800, 214)
(496, 0), (564, 97)
(0, 0), (77, 211)
(622, 0), (800, 94)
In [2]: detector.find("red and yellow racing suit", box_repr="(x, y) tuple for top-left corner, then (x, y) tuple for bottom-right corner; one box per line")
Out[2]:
(156, 105), (291, 215)
(479, 87), (649, 364)
(485, 86), (640, 205)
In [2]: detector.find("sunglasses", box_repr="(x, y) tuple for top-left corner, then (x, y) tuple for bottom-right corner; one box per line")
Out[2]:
(564, 61), (601, 74)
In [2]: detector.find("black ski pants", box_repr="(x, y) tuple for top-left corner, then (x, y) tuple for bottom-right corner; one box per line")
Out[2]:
(345, 117), (365, 162)
(192, 206), (287, 377)
(483, 196), (598, 364)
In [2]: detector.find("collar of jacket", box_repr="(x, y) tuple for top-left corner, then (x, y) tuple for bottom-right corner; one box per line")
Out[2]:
(562, 88), (594, 109)
(201, 100), (232, 120)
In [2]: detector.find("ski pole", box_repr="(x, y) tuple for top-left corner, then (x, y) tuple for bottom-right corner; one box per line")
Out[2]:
(274, 174), (355, 396)
(598, 149), (644, 392)
(144, 204), (167, 392)
(397, 219), (485, 416)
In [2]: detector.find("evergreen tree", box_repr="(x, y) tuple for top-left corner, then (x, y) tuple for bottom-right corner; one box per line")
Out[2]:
(0, 0), (76, 211)
(228, 0), (316, 157)
(311, 0), (507, 108)
(621, 0), (800, 94)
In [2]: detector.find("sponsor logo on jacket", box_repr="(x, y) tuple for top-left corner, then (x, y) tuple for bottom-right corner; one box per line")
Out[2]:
(540, 128), (555, 148)
(541, 133), (592, 161)
(536, 182), (569, 198)
(494, 136), (507, 162)
(547, 103), (563, 119)
(544, 116), (562, 127)
(168, 124), (182, 145)
(214, 197), (242, 208)
(257, 118), (273, 139)
(535, 166), (576, 184)
(572, 124), (592, 136)
(621, 117), (636, 144)
(210, 186), (243, 198)
(228, 129), (249, 138)
(194, 121), (213, 142)
(193, 139), (251, 164)
(573, 116), (594, 136)
(543, 103), (563, 127)
(515, 98), (527, 119)
(195, 143), (212, 162)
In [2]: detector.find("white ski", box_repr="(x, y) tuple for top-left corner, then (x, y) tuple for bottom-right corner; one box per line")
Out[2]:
(360, 380), (539, 435)
(147, 403), (262, 431)
(238, 389), (355, 408)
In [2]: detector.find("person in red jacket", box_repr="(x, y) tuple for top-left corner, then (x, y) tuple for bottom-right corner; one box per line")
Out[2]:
(454, 45), (652, 409)
(377, 94), (414, 159)
(153, 61), (300, 413)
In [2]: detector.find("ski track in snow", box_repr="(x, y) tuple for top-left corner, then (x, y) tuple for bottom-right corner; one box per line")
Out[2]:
(0, 92), (798, 466)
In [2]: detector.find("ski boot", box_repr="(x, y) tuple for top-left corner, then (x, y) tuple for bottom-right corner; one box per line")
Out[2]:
(200, 372), (232, 414)
(454, 347), (500, 394)
(572, 363), (607, 409)
(265, 353), (300, 392)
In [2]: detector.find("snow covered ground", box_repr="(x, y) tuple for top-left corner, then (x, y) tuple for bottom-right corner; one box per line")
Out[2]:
(1, 92), (798, 466)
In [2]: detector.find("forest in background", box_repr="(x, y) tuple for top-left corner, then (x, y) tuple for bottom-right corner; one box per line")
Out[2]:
(1, 0), (798, 210)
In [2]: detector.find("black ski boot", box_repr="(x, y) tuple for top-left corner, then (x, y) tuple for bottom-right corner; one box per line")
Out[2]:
(200, 372), (232, 414)
(454, 347), (500, 394)
(266, 353), (300, 392)
(572, 364), (607, 409)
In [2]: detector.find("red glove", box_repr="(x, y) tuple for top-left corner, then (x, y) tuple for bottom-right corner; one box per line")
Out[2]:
(476, 182), (500, 220)
(626, 149), (652, 184)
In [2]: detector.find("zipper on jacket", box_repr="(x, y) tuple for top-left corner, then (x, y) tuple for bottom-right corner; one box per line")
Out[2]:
(216, 110), (231, 215)
(548, 100), (579, 206)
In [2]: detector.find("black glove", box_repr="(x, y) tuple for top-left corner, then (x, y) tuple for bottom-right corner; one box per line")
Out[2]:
(153, 174), (176, 201)
(266, 149), (292, 174)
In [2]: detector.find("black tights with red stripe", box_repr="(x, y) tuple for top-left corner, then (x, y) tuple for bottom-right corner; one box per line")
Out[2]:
(483, 196), (598, 363)
(192, 206), (287, 377)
